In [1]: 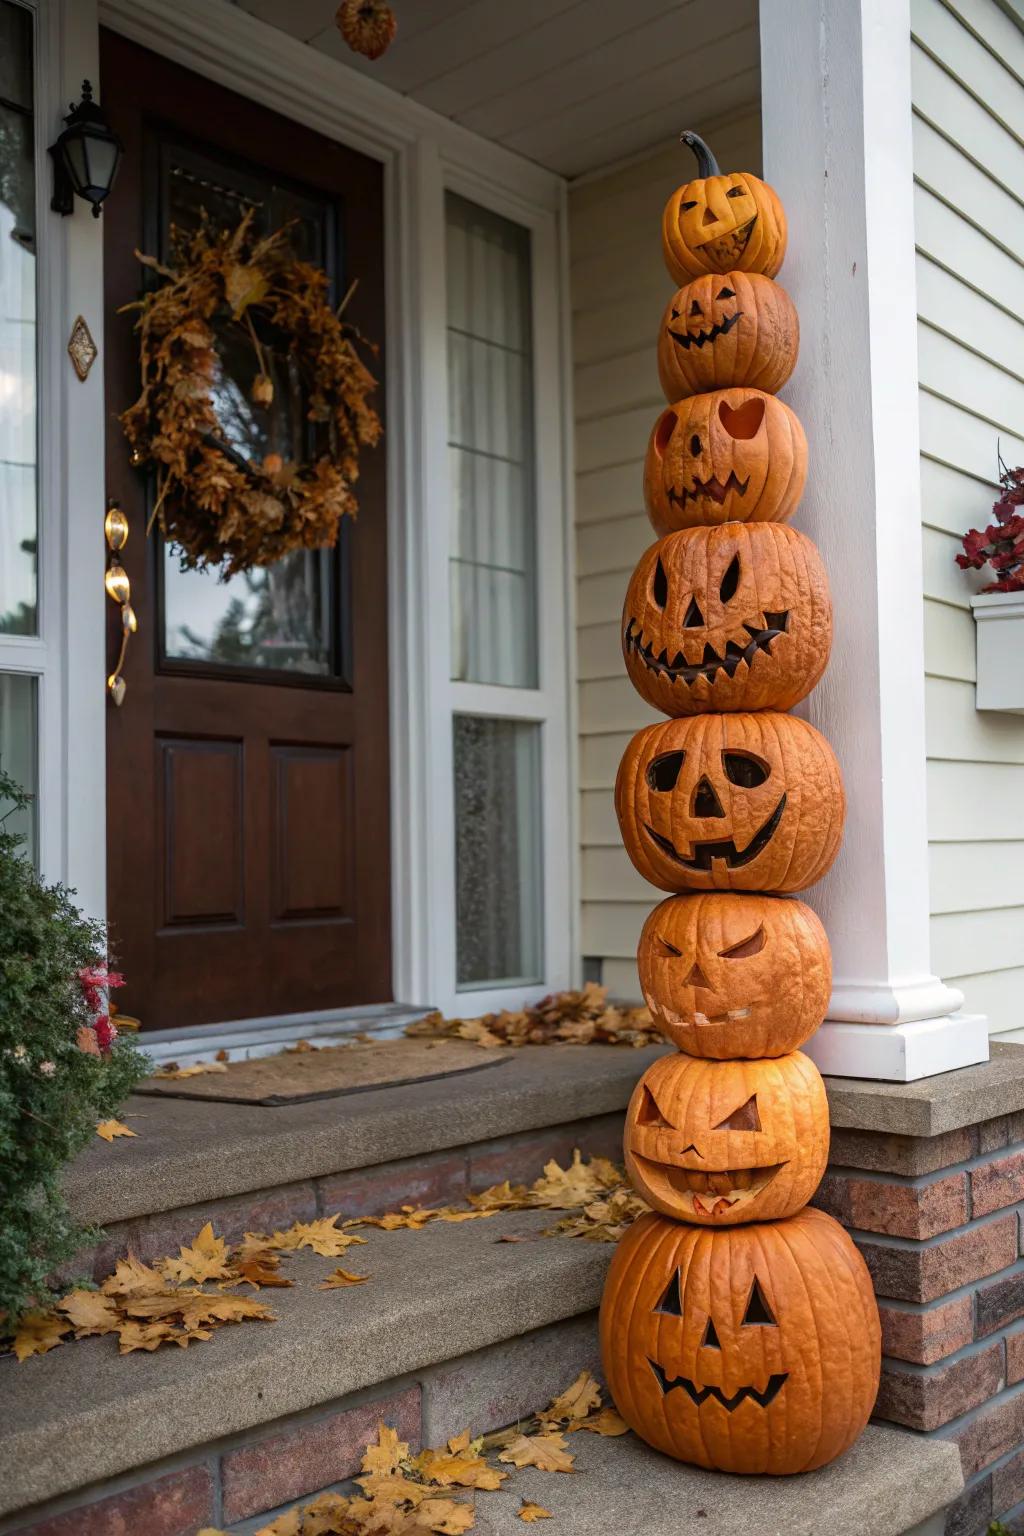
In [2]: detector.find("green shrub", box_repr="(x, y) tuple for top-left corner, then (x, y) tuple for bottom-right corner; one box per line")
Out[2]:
(0, 768), (148, 1330)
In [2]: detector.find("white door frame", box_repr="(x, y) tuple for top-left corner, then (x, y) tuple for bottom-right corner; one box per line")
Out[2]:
(38, 0), (578, 1020)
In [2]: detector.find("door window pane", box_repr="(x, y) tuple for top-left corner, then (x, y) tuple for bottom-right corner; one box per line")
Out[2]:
(0, 0), (37, 636)
(446, 194), (537, 688)
(0, 672), (37, 859)
(453, 715), (542, 989)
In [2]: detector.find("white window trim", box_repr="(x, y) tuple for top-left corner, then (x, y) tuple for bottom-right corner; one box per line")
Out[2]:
(33, 0), (578, 1021)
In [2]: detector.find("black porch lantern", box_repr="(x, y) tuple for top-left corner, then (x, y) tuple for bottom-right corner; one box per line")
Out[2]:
(49, 81), (122, 218)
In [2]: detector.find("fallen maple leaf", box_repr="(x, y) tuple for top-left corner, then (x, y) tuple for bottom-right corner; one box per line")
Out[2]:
(160, 1222), (234, 1285)
(121, 1290), (275, 1329)
(361, 1422), (410, 1479)
(319, 1267), (370, 1289)
(498, 1432), (575, 1474)
(100, 1252), (167, 1298)
(412, 1443), (506, 1491)
(151, 1060), (228, 1079)
(115, 1319), (172, 1354)
(518, 1502), (553, 1522)
(544, 1369), (601, 1424)
(416, 1497), (476, 1534)
(11, 1309), (71, 1361)
(96, 1118), (137, 1142)
(57, 1289), (121, 1338)
(574, 1405), (629, 1437)
(255, 1514), (302, 1536)
(229, 1249), (293, 1289)
(265, 1215), (369, 1257)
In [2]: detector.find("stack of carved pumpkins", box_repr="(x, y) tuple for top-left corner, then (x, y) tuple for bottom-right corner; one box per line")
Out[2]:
(599, 132), (881, 1476)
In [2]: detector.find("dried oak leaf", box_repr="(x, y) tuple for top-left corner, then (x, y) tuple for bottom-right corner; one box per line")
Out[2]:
(319, 1267), (370, 1289)
(57, 1288), (121, 1338)
(96, 1118), (137, 1142)
(160, 1221), (235, 1284)
(11, 1310), (71, 1361)
(498, 1433), (575, 1475)
(518, 1503), (553, 1523)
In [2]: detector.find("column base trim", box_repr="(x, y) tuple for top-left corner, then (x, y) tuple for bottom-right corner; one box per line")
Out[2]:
(827, 975), (966, 1024)
(804, 1012), (990, 1082)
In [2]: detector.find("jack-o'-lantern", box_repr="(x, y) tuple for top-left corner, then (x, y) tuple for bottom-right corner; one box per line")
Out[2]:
(644, 388), (807, 536)
(624, 1051), (828, 1224)
(615, 712), (844, 894)
(623, 524), (831, 716)
(662, 131), (787, 285)
(600, 1207), (880, 1474)
(638, 892), (831, 1059)
(657, 271), (799, 400)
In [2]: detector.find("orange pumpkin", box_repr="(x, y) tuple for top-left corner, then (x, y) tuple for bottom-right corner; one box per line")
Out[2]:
(644, 389), (807, 536)
(663, 132), (787, 284)
(658, 272), (799, 400)
(623, 524), (831, 716)
(638, 892), (831, 1059)
(615, 712), (844, 894)
(624, 1051), (828, 1224)
(600, 1207), (880, 1474)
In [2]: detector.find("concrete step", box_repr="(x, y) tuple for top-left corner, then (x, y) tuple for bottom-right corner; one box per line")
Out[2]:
(223, 1416), (962, 1536)
(62, 1043), (663, 1278)
(1, 1209), (609, 1529)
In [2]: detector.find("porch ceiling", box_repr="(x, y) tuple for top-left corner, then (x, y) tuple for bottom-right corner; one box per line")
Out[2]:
(232, 0), (761, 178)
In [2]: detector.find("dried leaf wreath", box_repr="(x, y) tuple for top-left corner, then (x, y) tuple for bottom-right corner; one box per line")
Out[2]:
(120, 210), (381, 575)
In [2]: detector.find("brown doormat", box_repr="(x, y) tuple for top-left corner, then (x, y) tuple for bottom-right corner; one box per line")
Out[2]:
(136, 1036), (510, 1106)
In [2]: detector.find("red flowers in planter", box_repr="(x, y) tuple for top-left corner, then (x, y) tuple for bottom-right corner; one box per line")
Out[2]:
(956, 458), (1024, 593)
(77, 965), (124, 1054)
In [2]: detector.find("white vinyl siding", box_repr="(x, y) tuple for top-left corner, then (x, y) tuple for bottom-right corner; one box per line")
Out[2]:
(912, 0), (1024, 1037)
(568, 111), (764, 999)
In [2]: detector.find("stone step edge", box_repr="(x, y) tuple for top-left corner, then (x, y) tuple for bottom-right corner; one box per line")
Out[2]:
(0, 1210), (610, 1518)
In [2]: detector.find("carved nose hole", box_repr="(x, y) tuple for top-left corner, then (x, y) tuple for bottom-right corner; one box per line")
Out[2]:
(701, 1316), (721, 1349)
(689, 299), (702, 317)
(693, 776), (724, 818)
(653, 556), (668, 609)
(683, 597), (705, 628)
(689, 434), (702, 456)
(685, 962), (711, 990)
(701, 205), (717, 226)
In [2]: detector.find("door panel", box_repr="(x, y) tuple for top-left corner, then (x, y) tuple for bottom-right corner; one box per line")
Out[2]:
(102, 31), (391, 1029)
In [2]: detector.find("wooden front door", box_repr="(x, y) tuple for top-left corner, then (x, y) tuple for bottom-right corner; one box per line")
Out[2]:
(102, 32), (391, 1031)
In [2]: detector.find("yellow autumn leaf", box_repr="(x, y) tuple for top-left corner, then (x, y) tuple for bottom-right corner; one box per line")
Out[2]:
(101, 1252), (167, 1298)
(412, 1445), (506, 1491)
(151, 1061), (228, 1079)
(96, 1118), (137, 1142)
(11, 1309), (71, 1361)
(544, 1370), (601, 1424)
(160, 1222), (234, 1285)
(518, 1502), (553, 1522)
(57, 1288), (121, 1337)
(498, 1432), (575, 1474)
(265, 1215), (369, 1257)
(574, 1406), (629, 1437)
(416, 1497), (476, 1534)
(229, 1248), (293, 1289)
(254, 1511), (303, 1536)
(361, 1422), (410, 1479)
(319, 1267), (370, 1289)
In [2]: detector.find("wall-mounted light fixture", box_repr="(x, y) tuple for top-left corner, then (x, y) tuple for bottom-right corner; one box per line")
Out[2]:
(49, 80), (122, 219)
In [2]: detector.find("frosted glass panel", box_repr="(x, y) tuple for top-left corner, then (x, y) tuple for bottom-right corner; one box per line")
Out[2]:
(0, 672), (37, 860)
(0, 1), (37, 636)
(446, 194), (536, 688)
(454, 715), (543, 989)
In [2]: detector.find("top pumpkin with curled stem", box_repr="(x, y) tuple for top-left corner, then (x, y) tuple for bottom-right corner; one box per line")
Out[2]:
(663, 131), (787, 284)
(658, 271), (799, 400)
(644, 388), (808, 536)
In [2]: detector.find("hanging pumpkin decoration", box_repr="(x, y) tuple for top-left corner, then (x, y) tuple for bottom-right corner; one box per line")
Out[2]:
(623, 523), (831, 717)
(662, 131), (787, 285)
(336, 0), (398, 60)
(615, 711), (844, 894)
(624, 1050), (828, 1224)
(600, 1207), (880, 1474)
(638, 891), (831, 1059)
(644, 388), (807, 537)
(658, 271), (799, 400)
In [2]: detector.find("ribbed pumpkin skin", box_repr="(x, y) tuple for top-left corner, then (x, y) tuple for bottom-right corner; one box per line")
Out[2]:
(600, 1208), (880, 1474)
(638, 892), (831, 1058)
(623, 525), (831, 717)
(658, 273), (799, 399)
(624, 1051), (828, 1224)
(644, 389), (807, 536)
(662, 171), (787, 284)
(615, 712), (845, 894)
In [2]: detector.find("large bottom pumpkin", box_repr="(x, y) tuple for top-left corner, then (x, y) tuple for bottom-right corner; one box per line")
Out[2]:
(600, 1207), (880, 1475)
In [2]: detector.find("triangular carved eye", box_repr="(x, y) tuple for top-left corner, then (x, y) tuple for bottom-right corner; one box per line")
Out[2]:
(658, 936), (683, 957)
(720, 926), (765, 960)
(719, 554), (740, 603)
(655, 1270), (683, 1316)
(701, 1316), (721, 1349)
(713, 1094), (761, 1133)
(636, 1087), (672, 1129)
(742, 1278), (777, 1327)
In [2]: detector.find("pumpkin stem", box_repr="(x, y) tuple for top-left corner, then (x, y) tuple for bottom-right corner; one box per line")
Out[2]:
(679, 130), (720, 177)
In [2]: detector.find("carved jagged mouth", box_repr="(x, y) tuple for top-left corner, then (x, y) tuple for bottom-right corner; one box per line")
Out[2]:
(625, 613), (788, 688)
(633, 1156), (784, 1217)
(668, 310), (742, 351)
(696, 216), (757, 266)
(642, 796), (786, 872)
(649, 1359), (788, 1411)
(654, 1006), (753, 1028)
(667, 471), (749, 510)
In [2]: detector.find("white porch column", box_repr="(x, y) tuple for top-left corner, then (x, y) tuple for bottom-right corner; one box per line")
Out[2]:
(759, 0), (988, 1081)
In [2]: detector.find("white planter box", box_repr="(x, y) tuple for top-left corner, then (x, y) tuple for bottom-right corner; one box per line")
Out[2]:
(972, 591), (1024, 712)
